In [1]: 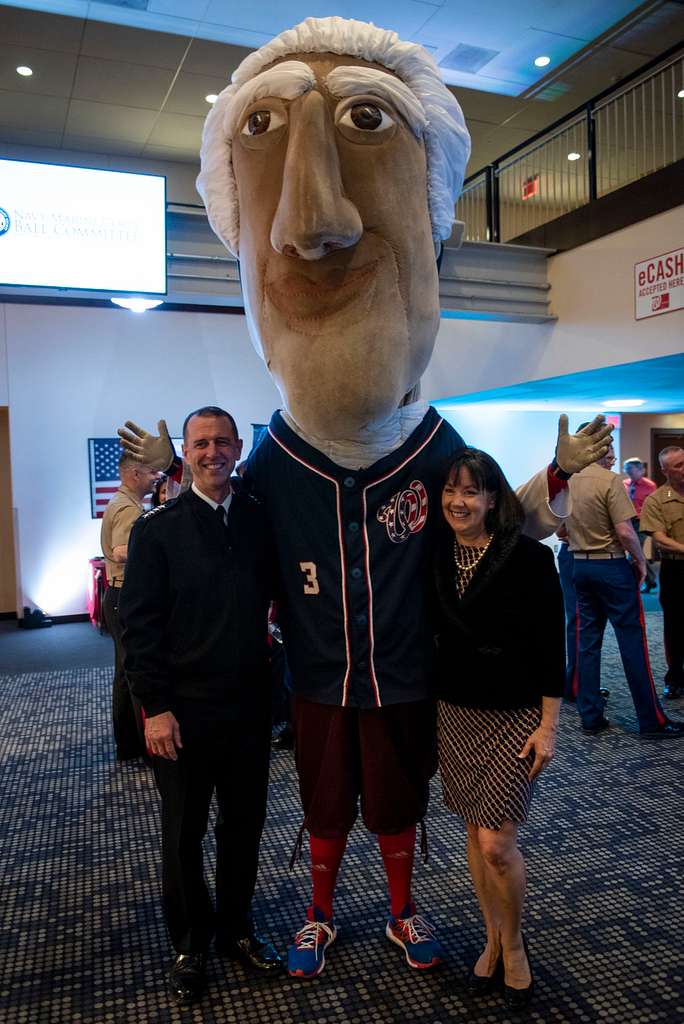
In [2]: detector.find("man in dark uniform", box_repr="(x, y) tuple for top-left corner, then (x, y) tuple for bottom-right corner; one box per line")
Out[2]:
(640, 446), (684, 698)
(119, 406), (283, 1006)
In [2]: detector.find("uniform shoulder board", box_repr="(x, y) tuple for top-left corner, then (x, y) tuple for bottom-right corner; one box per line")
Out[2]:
(140, 504), (167, 521)
(140, 495), (180, 521)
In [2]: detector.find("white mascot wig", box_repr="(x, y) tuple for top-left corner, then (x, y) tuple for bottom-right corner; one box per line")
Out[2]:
(197, 16), (471, 256)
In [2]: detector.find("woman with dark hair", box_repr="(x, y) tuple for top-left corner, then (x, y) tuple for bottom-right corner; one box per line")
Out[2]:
(434, 448), (564, 1009)
(150, 475), (168, 508)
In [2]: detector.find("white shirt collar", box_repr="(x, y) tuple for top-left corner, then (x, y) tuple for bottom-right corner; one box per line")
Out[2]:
(191, 481), (233, 515)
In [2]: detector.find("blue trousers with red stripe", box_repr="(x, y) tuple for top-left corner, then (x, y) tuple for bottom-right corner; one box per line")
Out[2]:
(557, 542), (579, 700)
(573, 557), (666, 732)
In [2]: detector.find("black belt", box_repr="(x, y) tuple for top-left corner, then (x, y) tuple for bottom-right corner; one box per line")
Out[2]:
(110, 581), (124, 588)
(661, 553), (684, 561)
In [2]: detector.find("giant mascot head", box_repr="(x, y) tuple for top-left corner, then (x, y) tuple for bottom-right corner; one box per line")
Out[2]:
(197, 16), (470, 441)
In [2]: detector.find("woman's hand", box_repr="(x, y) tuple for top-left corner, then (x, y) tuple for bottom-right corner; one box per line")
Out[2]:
(518, 724), (557, 781)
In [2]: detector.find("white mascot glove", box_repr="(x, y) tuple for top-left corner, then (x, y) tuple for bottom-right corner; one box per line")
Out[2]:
(555, 414), (613, 475)
(117, 419), (175, 472)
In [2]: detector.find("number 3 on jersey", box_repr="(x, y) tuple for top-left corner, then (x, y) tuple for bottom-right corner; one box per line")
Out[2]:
(299, 561), (319, 595)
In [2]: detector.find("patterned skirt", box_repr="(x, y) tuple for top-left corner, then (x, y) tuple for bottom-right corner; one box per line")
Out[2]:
(436, 700), (542, 831)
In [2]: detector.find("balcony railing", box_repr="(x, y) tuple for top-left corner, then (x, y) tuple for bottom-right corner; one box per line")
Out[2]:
(456, 43), (684, 244)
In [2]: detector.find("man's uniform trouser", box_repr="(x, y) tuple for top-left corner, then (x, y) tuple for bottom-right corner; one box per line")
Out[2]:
(660, 559), (684, 686)
(574, 557), (666, 732)
(152, 698), (271, 954)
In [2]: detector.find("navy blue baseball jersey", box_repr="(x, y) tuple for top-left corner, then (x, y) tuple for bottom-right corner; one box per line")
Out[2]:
(245, 407), (466, 709)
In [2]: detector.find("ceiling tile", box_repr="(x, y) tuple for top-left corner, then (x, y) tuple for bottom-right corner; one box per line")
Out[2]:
(0, 89), (69, 131)
(181, 38), (252, 79)
(0, 128), (64, 150)
(145, 110), (204, 150)
(73, 56), (174, 108)
(141, 143), (201, 165)
(0, 4), (84, 52)
(80, 18), (190, 69)
(60, 134), (145, 157)
(163, 70), (226, 116)
(148, 0), (212, 15)
(0, 45), (78, 97)
(64, 98), (158, 141)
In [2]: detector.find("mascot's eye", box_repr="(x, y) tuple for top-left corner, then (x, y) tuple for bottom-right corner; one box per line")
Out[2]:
(242, 109), (285, 136)
(339, 103), (395, 132)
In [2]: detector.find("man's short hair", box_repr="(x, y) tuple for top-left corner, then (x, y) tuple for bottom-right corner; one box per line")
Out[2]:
(659, 445), (684, 468)
(182, 406), (239, 440)
(623, 457), (645, 470)
(118, 451), (139, 473)
(197, 15), (471, 255)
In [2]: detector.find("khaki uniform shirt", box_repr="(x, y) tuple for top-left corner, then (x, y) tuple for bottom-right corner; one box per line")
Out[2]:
(639, 485), (684, 544)
(100, 485), (144, 585)
(566, 463), (636, 554)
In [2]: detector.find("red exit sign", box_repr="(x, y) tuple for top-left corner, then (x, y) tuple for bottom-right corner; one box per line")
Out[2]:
(521, 175), (539, 200)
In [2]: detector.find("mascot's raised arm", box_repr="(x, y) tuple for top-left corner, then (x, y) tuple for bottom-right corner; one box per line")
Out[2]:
(118, 16), (611, 981)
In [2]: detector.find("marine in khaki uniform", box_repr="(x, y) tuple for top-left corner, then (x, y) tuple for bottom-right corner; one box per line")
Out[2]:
(640, 446), (684, 699)
(100, 452), (159, 759)
(566, 444), (682, 737)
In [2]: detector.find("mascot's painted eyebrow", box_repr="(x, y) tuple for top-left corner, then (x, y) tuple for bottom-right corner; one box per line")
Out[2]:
(225, 61), (316, 137)
(325, 66), (427, 138)
(226, 60), (426, 140)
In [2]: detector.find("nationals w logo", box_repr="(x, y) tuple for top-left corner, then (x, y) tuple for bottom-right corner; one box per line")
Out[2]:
(377, 480), (428, 543)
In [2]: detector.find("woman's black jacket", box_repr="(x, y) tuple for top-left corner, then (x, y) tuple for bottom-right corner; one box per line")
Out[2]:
(433, 526), (565, 710)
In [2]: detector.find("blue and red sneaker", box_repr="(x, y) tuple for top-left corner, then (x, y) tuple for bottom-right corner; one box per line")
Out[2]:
(385, 903), (444, 969)
(287, 907), (337, 979)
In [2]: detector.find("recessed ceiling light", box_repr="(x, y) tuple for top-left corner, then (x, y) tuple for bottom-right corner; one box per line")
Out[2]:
(678, 89), (684, 99)
(205, 93), (218, 104)
(16, 66), (33, 77)
(601, 399), (645, 408)
(567, 152), (582, 161)
(534, 56), (551, 68)
(111, 297), (163, 313)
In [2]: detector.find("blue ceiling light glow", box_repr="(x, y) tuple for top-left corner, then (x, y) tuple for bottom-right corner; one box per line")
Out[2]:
(432, 354), (684, 415)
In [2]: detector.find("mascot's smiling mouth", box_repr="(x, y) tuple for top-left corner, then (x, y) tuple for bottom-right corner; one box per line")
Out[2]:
(266, 260), (380, 320)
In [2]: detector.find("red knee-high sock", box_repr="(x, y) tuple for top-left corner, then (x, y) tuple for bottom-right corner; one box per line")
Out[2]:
(308, 835), (347, 921)
(378, 827), (416, 917)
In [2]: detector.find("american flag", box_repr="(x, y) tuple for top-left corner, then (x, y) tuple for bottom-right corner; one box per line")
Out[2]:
(88, 438), (122, 519)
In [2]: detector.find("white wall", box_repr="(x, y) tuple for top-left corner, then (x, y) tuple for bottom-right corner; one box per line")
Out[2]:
(0, 305), (8, 406)
(423, 204), (684, 402)
(4, 303), (280, 616)
(435, 405), (603, 491)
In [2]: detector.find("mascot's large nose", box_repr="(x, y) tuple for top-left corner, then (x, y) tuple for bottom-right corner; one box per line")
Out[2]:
(270, 91), (363, 260)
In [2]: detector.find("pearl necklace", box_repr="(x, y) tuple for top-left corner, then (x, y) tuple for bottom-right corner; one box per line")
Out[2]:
(452, 533), (493, 571)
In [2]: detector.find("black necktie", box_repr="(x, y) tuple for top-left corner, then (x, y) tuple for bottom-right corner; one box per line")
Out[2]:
(629, 482), (636, 501)
(215, 504), (227, 527)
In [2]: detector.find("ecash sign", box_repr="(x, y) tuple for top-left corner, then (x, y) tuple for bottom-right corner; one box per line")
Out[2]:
(634, 247), (683, 320)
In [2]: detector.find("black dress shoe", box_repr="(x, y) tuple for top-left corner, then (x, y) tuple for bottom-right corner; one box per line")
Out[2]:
(641, 718), (684, 737)
(217, 932), (284, 972)
(466, 952), (503, 994)
(599, 688), (611, 699)
(503, 934), (534, 1010)
(168, 953), (207, 1005)
(272, 725), (295, 750)
(581, 717), (610, 736)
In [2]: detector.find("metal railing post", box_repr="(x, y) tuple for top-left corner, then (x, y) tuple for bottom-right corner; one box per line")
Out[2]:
(587, 103), (598, 203)
(490, 164), (501, 242)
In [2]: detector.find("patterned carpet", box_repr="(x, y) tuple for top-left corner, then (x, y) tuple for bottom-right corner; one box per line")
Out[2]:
(1, 612), (683, 1024)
